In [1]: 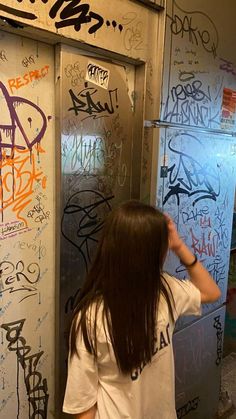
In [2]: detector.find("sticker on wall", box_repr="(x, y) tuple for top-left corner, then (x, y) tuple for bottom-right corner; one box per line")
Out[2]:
(85, 61), (110, 89)
(220, 87), (236, 130)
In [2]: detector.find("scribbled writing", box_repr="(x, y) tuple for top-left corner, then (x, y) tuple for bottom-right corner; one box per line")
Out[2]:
(61, 190), (114, 271)
(123, 20), (143, 51)
(163, 135), (220, 206)
(177, 396), (200, 419)
(163, 80), (219, 128)
(167, 8), (218, 56)
(122, 12), (144, 51)
(0, 221), (26, 238)
(182, 206), (209, 223)
(213, 315), (223, 366)
(219, 58), (236, 77)
(27, 195), (50, 224)
(207, 255), (225, 287)
(22, 55), (35, 68)
(214, 207), (229, 250)
(14, 240), (46, 259)
(0, 260), (40, 302)
(171, 80), (211, 102)
(68, 82), (118, 120)
(63, 133), (127, 186)
(65, 62), (85, 87)
(1, 319), (49, 418)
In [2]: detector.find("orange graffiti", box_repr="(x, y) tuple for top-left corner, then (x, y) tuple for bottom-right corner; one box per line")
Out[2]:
(8, 65), (50, 93)
(0, 147), (45, 224)
(42, 176), (47, 189)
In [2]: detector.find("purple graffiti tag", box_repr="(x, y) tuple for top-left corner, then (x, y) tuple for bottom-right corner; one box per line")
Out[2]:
(0, 81), (47, 160)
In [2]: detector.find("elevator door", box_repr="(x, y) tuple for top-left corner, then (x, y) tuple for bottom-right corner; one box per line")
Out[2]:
(59, 45), (135, 409)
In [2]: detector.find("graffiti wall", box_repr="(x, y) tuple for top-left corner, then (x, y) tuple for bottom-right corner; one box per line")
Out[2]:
(161, 0), (236, 131)
(59, 45), (135, 410)
(0, 0), (162, 62)
(0, 30), (55, 418)
(156, 128), (235, 329)
(0, 0), (163, 206)
(155, 1), (236, 417)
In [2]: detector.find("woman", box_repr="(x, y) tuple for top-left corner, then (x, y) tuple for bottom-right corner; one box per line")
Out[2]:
(63, 200), (221, 419)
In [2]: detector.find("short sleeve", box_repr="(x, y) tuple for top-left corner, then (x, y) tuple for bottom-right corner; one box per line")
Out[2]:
(63, 324), (98, 414)
(163, 273), (202, 321)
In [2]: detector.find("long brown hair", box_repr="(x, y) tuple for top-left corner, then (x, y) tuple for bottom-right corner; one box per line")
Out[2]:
(70, 200), (174, 374)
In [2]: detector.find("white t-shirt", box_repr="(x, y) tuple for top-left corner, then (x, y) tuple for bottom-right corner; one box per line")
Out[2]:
(63, 273), (201, 419)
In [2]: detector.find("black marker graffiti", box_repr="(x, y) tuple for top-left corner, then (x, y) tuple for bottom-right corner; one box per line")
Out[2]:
(163, 134), (220, 206)
(87, 63), (109, 88)
(182, 206), (209, 223)
(177, 396), (200, 419)
(27, 196), (50, 223)
(61, 190), (114, 272)
(214, 207), (229, 250)
(63, 132), (127, 187)
(163, 80), (219, 128)
(213, 315), (223, 366)
(22, 55), (35, 68)
(68, 82), (118, 120)
(106, 19), (123, 32)
(178, 71), (194, 82)
(0, 260), (40, 302)
(0, 3), (37, 20)
(167, 1), (218, 57)
(0, 1), (123, 35)
(171, 80), (211, 103)
(16, 0), (49, 2)
(207, 255), (225, 287)
(49, 0), (104, 33)
(1, 319), (49, 419)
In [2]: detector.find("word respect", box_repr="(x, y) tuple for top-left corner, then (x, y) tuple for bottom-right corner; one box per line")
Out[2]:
(8, 65), (50, 93)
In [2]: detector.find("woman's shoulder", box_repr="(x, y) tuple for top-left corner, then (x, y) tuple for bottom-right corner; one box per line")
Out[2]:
(161, 271), (200, 299)
(161, 271), (192, 300)
(161, 271), (179, 288)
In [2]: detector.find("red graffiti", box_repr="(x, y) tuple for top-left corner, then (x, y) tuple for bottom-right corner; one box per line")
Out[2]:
(190, 228), (217, 257)
(200, 216), (211, 228)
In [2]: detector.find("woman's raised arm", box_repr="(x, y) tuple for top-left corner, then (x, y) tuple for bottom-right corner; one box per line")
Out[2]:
(166, 215), (221, 303)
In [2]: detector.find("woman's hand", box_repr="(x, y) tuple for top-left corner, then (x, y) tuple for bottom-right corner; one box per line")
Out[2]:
(165, 214), (183, 254)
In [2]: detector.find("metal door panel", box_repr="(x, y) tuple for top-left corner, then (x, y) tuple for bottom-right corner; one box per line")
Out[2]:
(174, 306), (225, 419)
